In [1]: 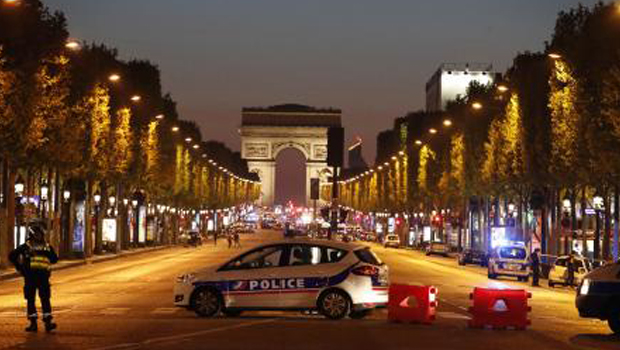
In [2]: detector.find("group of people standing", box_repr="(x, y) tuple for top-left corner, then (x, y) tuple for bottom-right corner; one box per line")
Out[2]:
(212, 230), (241, 248)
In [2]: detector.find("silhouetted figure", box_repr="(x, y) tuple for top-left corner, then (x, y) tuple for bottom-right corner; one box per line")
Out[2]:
(530, 248), (541, 287)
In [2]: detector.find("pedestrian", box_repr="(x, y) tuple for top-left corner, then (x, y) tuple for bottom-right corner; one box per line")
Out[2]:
(530, 248), (541, 287)
(8, 221), (59, 333)
(234, 232), (241, 248)
(227, 232), (233, 249)
(567, 254), (576, 288)
(213, 232), (217, 246)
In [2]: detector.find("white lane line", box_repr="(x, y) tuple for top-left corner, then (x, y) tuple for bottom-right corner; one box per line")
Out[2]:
(437, 311), (470, 320)
(100, 307), (130, 315)
(151, 307), (180, 315)
(438, 298), (469, 312)
(91, 318), (277, 350)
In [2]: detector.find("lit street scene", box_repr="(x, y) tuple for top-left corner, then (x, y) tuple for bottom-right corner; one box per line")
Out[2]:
(2, 0), (620, 349)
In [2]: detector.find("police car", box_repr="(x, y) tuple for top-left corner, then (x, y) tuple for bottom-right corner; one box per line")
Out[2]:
(487, 243), (530, 282)
(576, 262), (620, 333)
(174, 239), (389, 319)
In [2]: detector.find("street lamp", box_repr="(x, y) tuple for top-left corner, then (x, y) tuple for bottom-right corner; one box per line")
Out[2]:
(429, 128), (437, 134)
(65, 40), (81, 51)
(443, 119), (452, 127)
(14, 175), (24, 196)
(472, 102), (483, 110)
(108, 195), (116, 208)
(171, 126), (180, 132)
(132, 199), (138, 208)
(93, 190), (102, 206)
(130, 95), (141, 102)
(63, 189), (71, 202)
(108, 74), (121, 82)
(155, 114), (164, 120)
(40, 181), (49, 201)
(548, 53), (562, 60)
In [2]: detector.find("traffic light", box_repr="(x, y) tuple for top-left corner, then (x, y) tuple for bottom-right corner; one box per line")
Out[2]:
(327, 127), (344, 167)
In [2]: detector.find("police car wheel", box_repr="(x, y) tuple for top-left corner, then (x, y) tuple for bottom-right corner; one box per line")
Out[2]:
(191, 288), (222, 317)
(319, 290), (350, 320)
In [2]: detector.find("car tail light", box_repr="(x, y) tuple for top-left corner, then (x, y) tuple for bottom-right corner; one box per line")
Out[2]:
(352, 265), (379, 276)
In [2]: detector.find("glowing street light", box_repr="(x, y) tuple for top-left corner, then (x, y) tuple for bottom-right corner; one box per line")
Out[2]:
(65, 40), (81, 51)
(429, 128), (438, 134)
(193, 144), (200, 150)
(2, 0), (21, 6)
(472, 102), (483, 110)
(548, 53), (562, 60)
(185, 137), (192, 143)
(171, 126), (180, 132)
(415, 140), (423, 146)
(108, 74), (121, 82)
(497, 85), (509, 93)
(155, 114), (164, 120)
(130, 95), (142, 102)
(443, 119), (452, 127)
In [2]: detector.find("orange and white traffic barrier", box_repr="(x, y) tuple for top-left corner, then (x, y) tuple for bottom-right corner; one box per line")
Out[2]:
(388, 284), (437, 324)
(468, 287), (531, 330)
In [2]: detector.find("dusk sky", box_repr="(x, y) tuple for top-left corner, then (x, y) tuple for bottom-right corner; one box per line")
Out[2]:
(44, 0), (598, 203)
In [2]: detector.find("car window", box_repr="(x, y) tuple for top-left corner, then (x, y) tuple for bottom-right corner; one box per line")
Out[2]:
(222, 246), (284, 270)
(288, 245), (322, 266)
(555, 258), (566, 267)
(499, 247), (526, 260)
(323, 247), (347, 263)
(355, 248), (383, 266)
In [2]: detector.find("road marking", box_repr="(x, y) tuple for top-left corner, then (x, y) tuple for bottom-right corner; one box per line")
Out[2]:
(151, 307), (180, 315)
(100, 307), (130, 315)
(437, 311), (470, 320)
(91, 318), (277, 350)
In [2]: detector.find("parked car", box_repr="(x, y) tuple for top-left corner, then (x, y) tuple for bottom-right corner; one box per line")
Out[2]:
(487, 244), (529, 282)
(576, 261), (620, 333)
(457, 249), (488, 266)
(384, 234), (400, 248)
(548, 255), (592, 287)
(426, 242), (449, 257)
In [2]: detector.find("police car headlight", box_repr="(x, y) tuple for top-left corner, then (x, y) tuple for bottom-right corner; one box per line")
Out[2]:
(176, 273), (196, 284)
(580, 278), (590, 295)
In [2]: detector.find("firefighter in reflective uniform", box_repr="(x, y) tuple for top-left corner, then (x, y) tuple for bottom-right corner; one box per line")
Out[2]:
(8, 221), (59, 332)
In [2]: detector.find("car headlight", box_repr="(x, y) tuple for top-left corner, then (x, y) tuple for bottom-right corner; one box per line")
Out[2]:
(176, 273), (196, 284)
(580, 278), (590, 295)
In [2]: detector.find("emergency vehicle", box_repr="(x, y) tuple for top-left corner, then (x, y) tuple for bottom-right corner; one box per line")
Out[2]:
(576, 262), (620, 333)
(487, 243), (530, 282)
(174, 240), (389, 319)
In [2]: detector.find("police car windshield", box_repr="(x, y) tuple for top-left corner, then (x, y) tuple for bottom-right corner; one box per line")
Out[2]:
(355, 248), (383, 266)
(499, 247), (526, 260)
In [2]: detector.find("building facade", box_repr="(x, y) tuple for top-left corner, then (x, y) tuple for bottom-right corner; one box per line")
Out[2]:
(425, 63), (495, 112)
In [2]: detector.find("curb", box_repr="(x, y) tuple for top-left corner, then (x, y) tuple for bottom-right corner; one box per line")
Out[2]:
(0, 245), (173, 282)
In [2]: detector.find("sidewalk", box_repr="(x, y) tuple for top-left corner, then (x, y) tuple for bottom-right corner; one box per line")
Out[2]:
(0, 245), (173, 282)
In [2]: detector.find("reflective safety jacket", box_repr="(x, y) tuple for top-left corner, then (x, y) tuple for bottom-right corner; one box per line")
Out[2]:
(9, 242), (59, 277)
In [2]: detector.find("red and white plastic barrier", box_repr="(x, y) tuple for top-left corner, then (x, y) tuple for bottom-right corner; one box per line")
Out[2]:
(468, 287), (531, 330)
(388, 284), (437, 324)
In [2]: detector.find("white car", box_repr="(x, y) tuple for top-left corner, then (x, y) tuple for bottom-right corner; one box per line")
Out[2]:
(174, 239), (389, 319)
(384, 234), (400, 248)
(548, 255), (592, 287)
(487, 245), (530, 282)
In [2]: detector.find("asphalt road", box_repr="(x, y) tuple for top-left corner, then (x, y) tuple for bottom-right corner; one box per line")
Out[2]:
(0, 230), (616, 350)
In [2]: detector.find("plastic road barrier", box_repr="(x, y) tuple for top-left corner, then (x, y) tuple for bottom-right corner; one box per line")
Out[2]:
(388, 284), (437, 324)
(468, 287), (532, 330)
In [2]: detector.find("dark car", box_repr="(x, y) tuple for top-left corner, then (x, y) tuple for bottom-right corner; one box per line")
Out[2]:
(576, 262), (620, 334)
(457, 249), (489, 267)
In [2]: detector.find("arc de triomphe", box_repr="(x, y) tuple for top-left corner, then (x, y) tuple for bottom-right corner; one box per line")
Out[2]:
(240, 104), (341, 206)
